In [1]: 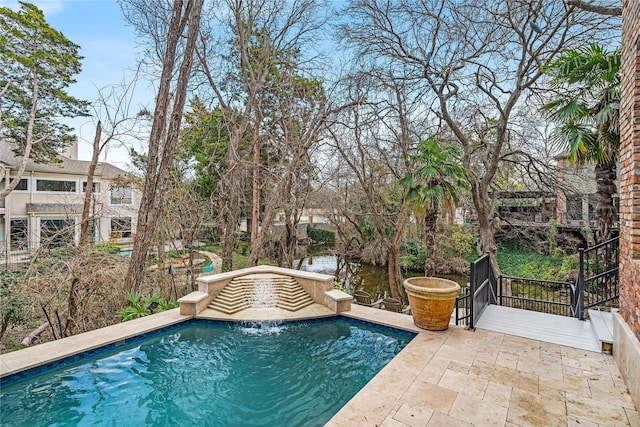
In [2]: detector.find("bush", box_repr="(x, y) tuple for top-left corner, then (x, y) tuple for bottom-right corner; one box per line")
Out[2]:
(307, 226), (335, 243)
(117, 291), (179, 322)
(498, 249), (567, 281)
(0, 271), (29, 341)
(94, 242), (122, 254)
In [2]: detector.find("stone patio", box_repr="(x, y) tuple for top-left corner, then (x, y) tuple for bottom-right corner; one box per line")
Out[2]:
(330, 305), (640, 426)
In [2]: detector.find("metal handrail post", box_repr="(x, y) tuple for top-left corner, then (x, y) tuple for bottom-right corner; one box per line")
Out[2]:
(577, 248), (585, 320)
(469, 259), (476, 331)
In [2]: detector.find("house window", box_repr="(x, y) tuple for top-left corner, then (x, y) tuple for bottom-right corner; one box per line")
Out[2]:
(36, 179), (76, 192)
(10, 178), (28, 191)
(40, 219), (75, 248)
(10, 218), (29, 251)
(82, 181), (101, 193)
(110, 187), (132, 205)
(111, 217), (132, 239)
(566, 195), (583, 221)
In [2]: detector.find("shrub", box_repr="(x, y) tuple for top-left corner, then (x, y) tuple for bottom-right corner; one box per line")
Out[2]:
(94, 242), (122, 254)
(117, 291), (179, 322)
(307, 226), (335, 243)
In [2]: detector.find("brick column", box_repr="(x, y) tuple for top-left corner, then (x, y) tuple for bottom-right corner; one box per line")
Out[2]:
(619, 0), (640, 341)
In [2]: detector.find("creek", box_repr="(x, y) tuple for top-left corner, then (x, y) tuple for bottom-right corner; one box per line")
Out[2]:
(296, 254), (469, 300)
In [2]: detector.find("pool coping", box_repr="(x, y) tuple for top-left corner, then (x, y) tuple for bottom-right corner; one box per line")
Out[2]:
(0, 309), (189, 378)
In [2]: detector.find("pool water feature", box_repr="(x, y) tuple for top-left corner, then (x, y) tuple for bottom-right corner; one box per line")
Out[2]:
(251, 277), (278, 308)
(1, 317), (414, 426)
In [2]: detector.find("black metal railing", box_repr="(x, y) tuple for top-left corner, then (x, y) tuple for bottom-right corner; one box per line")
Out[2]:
(455, 285), (471, 327)
(496, 276), (576, 317)
(451, 237), (620, 326)
(576, 236), (619, 319)
(455, 252), (496, 329)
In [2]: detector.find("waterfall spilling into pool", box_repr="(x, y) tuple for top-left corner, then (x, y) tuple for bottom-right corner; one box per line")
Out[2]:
(251, 278), (279, 308)
(206, 272), (318, 314)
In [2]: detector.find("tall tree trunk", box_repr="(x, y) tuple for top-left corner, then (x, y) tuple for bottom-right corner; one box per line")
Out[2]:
(387, 244), (403, 302)
(470, 181), (501, 276)
(126, 0), (204, 291)
(249, 129), (261, 258)
(424, 208), (437, 277)
(247, 192), (279, 267)
(66, 276), (80, 336)
(79, 121), (102, 247)
(595, 160), (617, 242)
(220, 192), (239, 272)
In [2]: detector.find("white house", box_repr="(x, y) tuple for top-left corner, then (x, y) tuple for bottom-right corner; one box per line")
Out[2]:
(0, 144), (140, 258)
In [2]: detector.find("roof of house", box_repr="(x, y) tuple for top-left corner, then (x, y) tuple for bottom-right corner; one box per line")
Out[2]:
(0, 143), (129, 180)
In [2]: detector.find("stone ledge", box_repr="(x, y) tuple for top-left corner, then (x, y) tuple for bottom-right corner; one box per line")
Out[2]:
(178, 291), (210, 316)
(324, 289), (352, 313)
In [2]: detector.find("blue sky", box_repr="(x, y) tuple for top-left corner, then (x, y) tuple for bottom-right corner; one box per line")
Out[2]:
(2, 0), (148, 169)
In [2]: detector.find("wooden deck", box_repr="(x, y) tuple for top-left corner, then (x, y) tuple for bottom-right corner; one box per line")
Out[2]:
(475, 305), (601, 352)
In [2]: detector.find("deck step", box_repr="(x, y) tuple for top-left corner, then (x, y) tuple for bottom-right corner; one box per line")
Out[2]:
(588, 309), (616, 353)
(475, 305), (601, 352)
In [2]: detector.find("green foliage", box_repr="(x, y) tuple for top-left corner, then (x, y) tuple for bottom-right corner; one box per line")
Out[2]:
(307, 226), (335, 243)
(399, 238), (425, 270)
(0, 2), (89, 161)
(361, 216), (378, 242)
(400, 137), (469, 214)
(117, 291), (178, 322)
(498, 249), (567, 281)
(581, 225), (596, 247)
(199, 244), (270, 269)
(333, 281), (348, 292)
(542, 43), (620, 166)
(399, 225), (477, 272)
(440, 224), (477, 259)
(0, 271), (29, 340)
(179, 102), (233, 198)
(94, 242), (122, 254)
(561, 253), (580, 278)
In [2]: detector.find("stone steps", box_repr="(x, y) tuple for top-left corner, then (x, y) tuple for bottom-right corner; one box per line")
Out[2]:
(208, 273), (314, 314)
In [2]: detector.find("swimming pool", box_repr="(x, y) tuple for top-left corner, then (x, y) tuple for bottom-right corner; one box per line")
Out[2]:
(0, 317), (414, 426)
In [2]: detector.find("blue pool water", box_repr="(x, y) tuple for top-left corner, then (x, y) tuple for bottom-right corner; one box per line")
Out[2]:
(0, 317), (414, 426)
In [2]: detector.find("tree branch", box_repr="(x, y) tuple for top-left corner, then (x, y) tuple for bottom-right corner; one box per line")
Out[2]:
(566, 0), (621, 16)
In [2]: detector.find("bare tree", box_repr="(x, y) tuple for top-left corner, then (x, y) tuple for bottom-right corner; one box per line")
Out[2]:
(328, 72), (419, 301)
(190, 0), (332, 271)
(340, 0), (618, 273)
(125, 0), (204, 291)
(79, 79), (148, 246)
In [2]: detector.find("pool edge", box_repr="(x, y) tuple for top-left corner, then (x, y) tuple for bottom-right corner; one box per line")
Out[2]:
(0, 308), (190, 379)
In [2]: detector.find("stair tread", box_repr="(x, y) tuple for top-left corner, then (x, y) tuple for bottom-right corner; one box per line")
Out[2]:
(588, 309), (614, 344)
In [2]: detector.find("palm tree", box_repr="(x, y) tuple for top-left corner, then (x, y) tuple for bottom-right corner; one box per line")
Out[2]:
(542, 43), (620, 242)
(400, 137), (469, 276)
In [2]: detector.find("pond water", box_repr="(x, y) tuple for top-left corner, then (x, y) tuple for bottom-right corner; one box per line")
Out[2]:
(297, 255), (468, 300)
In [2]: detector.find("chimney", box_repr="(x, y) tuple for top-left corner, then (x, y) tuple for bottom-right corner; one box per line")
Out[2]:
(64, 141), (78, 160)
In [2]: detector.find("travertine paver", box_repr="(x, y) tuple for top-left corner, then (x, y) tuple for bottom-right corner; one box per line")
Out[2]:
(330, 304), (640, 426)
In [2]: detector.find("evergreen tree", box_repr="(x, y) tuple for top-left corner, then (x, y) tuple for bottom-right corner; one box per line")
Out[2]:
(0, 2), (89, 198)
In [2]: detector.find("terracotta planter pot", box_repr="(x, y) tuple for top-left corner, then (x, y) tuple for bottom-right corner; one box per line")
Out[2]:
(403, 277), (461, 331)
